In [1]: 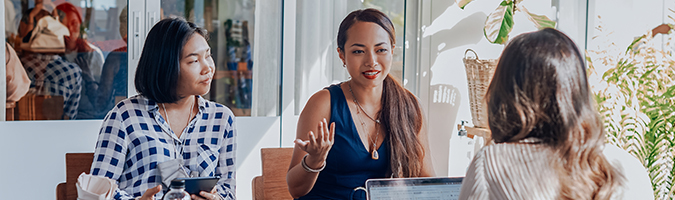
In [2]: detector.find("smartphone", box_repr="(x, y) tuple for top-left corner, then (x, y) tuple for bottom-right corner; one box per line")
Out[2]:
(175, 176), (220, 198)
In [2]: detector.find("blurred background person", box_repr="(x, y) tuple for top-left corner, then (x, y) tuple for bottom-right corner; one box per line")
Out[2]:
(19, 9), (82, 119)
(18, 0), (55, 42)
(5, 0), (20, 46)
(97, 5), (128, 119)
(55, 1), (104, 119)
(5, 42), (30, 120)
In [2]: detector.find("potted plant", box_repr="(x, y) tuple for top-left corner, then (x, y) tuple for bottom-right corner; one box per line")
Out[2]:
(456, 0), (557, 44)
(457, 0), (557, 140)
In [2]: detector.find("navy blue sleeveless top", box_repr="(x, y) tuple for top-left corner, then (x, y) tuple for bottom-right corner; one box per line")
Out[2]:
(297, 83), (390, 200)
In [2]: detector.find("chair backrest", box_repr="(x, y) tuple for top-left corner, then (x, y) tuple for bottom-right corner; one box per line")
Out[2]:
(15, 94), (65, 120)
(259, 147), (294, 200)
(59, 153), (94, 200)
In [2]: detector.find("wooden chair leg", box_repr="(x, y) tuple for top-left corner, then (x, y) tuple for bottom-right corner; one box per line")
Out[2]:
(5, 107), (14, 121)
(56, 182), (66, 200)
(252, 176), (264, 200)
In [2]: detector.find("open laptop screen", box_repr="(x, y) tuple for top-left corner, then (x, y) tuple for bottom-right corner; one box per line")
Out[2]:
(366, 177), (463, 200)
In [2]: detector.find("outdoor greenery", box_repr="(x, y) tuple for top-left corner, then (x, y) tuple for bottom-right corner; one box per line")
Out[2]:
(588, 26), (675, 199)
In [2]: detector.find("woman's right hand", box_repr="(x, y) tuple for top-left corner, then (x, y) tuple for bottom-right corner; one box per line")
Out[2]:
(138, 185), (162, 200)
(294, 118), (335, 168)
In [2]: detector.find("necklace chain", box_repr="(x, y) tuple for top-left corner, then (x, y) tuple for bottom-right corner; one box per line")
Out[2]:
(161, 97), (195, 134)
(348, 81), (381, 160)
(348, 81), (380, 124)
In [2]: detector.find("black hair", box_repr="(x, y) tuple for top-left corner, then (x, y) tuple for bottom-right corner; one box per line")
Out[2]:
(134, 18), (208, 103)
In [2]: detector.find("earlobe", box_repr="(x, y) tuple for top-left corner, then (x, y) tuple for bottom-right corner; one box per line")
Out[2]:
(337, 47), (346, 64)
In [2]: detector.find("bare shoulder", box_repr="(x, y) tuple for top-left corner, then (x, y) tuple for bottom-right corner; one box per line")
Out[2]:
(304, 89), (331, 110)
(300, 89), (332, 118)
(296, 88), (332, 138)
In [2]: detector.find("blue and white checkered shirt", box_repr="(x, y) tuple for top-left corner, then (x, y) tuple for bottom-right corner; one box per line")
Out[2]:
(21, 53), (82, 119)
(91, 95), (236, 200)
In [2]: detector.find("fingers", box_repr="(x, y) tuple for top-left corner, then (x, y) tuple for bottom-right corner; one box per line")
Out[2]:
(294, 139), (309, 151)
(141, 185), (162, 200)
(194, 191), (219, 200)
(294, 139), (308, 146)
(329, 122), (336, 142)
(322, 118), (330, 142)
(191, 194), (206, 200)
(308, 131), (317, 147)
(316, 120), (325, 142)
(302, 119), (335, 157)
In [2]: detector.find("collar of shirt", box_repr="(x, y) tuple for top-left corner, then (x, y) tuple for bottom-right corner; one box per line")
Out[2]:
(144, 95), (208, 142)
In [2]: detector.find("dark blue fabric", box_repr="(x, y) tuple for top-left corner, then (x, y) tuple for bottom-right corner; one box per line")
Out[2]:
(298, 83), (389, 200)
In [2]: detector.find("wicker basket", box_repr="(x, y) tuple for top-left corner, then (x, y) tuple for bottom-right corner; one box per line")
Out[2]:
(463, 49), (498, 128)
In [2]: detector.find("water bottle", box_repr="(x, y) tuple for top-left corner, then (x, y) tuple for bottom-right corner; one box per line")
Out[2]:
(162, 180), (191, 200)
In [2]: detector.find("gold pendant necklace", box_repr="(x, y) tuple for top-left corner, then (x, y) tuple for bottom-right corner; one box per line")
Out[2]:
(348, 81), (380, 160)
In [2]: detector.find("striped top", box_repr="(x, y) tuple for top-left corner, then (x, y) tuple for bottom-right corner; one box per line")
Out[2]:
(459, 138), (653, 200)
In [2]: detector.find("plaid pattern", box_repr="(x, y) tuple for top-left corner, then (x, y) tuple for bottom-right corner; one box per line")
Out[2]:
(91, 95), (237, 200)
(20, 54), (82, 119)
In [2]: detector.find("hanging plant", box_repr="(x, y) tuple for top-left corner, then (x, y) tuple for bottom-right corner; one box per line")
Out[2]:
(457, 0), (557, 44)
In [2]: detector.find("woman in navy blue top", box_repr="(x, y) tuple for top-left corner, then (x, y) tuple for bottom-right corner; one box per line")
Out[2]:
(286, 9), (435, 200)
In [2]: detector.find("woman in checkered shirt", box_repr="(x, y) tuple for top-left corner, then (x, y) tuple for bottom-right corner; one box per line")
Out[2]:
(90, 18), (236, 200)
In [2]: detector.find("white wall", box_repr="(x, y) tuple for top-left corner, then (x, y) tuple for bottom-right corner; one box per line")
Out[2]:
(416, 0), (557, 177)
(0, 117), (280, 200)
(586, 0), (672, 64)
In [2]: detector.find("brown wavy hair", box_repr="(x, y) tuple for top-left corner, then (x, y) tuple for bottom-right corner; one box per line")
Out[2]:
(337, 8), (425, 177)
(486, 28), (623, 199)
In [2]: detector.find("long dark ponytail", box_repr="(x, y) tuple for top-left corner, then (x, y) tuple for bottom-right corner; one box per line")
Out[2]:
(380, 74), (425, 177)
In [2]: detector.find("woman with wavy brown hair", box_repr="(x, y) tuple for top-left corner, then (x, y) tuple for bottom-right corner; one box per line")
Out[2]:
(286, 8), (434, 200)
(458, 28), (653, 200)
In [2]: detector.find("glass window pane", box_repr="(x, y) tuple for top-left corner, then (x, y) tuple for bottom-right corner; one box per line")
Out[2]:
(161, 0), (281, 117)
(293, 0), (405, 115)
(5, 0), (128, 120)
(584, 2), (673, 198)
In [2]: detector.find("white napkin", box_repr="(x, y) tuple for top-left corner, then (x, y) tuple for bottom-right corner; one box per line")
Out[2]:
(76, 173), (118, 200)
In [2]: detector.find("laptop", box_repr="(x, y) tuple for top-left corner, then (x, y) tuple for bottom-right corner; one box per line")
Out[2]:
(366, 177), (464, 200)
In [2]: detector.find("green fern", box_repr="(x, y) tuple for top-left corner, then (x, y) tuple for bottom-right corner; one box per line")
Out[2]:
(589, 35), (675, 199)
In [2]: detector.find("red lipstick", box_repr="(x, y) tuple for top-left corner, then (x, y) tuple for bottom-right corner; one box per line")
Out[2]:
(362, 70), (380, 79)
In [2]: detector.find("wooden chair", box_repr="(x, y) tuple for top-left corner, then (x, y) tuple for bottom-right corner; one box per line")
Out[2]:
(56, 153), (95, 200)
(252, 147), (294, 200)
(15, 94), (65, 120)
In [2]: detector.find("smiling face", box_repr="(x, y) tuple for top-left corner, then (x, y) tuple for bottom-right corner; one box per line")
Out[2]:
(176, 33), (215, 97)
(338, 21), (394, 87)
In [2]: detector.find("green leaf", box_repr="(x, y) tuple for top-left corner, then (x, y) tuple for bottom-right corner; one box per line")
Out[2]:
(456, 0), (474, 9)
(484, 1), (514, 44)
(519, 5), (557, 29)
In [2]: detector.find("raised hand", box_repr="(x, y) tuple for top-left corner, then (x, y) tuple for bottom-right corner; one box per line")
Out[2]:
(294, 118), (335, 168)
